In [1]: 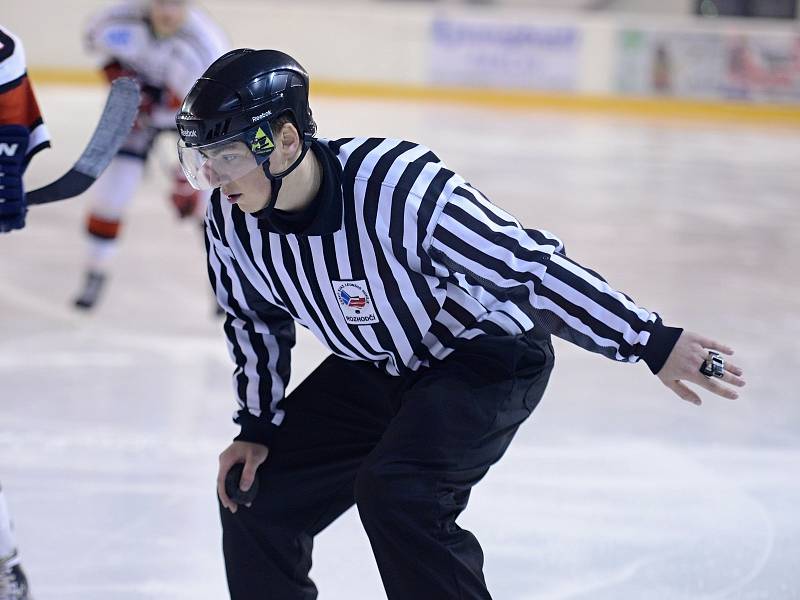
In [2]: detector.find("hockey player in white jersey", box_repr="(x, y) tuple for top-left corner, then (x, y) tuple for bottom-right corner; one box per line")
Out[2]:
(0, 23), (50, 600)
(0, 25), (50, 234)
(73, 0), (228, 309)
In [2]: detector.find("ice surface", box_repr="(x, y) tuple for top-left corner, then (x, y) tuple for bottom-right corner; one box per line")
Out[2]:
(1, 86), (798, 599)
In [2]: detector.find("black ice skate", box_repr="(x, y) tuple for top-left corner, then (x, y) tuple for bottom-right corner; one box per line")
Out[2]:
(73, 270), (107, 310)
(0, 560), (31, 600)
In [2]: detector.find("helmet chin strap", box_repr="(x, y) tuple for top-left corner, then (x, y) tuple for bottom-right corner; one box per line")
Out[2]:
(253, 133), (314, 220)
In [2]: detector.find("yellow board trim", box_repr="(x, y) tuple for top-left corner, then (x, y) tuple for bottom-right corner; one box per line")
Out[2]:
(29, 67), (105, 86)
(29, 67), (800, 126)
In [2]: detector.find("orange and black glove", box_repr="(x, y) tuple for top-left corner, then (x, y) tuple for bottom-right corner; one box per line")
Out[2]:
(170, 165), (200, 219)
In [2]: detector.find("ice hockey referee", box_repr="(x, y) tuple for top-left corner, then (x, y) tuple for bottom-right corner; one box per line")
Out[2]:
(176, 48), (746, 600)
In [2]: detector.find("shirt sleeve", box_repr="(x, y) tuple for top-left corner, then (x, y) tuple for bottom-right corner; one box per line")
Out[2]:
(0, 26), (51, 166)
(163, 11), (230, 99)
(204, 212), (295, 445)
(83, 6), (151, 68)
(426, 183), (682, 374)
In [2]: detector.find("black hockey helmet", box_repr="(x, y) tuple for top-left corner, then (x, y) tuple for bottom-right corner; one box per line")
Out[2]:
(176, 48), (316, 190)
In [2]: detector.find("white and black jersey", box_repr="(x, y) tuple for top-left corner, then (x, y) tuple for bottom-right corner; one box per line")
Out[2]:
(84, 2), (228, 128)
(206, 137), (681, 443)
(0, 25), (50, 163)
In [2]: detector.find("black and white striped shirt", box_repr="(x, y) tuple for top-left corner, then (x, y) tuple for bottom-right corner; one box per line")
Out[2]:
(206, 137), (681, 444)
(84, 3), (229, 122)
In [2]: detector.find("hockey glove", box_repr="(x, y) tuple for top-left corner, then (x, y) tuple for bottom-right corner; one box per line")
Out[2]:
(170, 165), (200, 218)
(0, 125), (29, 233)
(102, 60), (137, 84)
(102, 61), (162, 130)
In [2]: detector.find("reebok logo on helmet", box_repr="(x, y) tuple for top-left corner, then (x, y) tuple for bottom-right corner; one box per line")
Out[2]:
(251, 110), (272, 123)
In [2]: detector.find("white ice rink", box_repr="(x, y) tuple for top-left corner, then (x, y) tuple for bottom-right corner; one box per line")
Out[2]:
(1, 86), (799, 599)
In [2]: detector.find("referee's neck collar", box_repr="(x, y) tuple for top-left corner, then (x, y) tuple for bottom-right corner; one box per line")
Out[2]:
(257, 139), (343, 236)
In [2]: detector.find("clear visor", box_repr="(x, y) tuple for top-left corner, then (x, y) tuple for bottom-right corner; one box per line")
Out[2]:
(178, 132), (272, 190)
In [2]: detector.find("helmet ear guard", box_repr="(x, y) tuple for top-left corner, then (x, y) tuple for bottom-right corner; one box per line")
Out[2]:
(259, 112), (315, 179)
(254, 115), (315, 215)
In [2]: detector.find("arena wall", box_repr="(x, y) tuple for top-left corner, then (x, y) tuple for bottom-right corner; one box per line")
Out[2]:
(4, 0), (799, 122)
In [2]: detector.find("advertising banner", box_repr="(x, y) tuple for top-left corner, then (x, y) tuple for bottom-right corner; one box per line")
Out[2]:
(616, 29), (800, 104)
(429, 16), (581, 92)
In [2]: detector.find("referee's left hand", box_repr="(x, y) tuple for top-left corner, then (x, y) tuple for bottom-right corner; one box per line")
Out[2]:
(656, 331), (746, 406)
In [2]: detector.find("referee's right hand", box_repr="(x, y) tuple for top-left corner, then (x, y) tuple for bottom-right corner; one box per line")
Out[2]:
(218, 441), (269, 513)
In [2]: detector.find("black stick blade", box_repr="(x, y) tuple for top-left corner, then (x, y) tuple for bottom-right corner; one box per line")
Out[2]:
(28, 78), (140, 205)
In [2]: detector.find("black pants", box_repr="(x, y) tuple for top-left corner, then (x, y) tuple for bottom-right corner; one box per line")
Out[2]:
(220, 332), (555, 600)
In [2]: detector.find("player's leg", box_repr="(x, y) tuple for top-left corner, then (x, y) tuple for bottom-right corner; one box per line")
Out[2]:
(73, 154), (143, 309)
(189, 188), (222, 316)
(73, 124), (156, 310)
(0, 484), (31, 600)
(160, 134), (218, 314)
(220, 354), (404, 600)
(355, 332), (555, 600)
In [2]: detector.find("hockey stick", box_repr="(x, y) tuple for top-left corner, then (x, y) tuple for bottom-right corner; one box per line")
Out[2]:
(27, 77), (141, 205)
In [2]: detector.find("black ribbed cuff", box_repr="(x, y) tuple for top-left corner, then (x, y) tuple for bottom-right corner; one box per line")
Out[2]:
(640, 318), (683, 375)
(233, 410), (279, 446)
